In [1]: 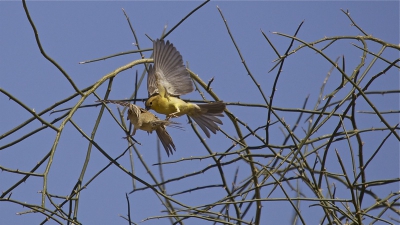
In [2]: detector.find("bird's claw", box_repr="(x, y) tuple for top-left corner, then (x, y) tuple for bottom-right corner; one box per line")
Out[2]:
(166, 113), (178, 120)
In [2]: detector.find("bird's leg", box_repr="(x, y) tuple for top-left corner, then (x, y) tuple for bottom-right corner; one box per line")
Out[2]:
(167, 108), (180, 119)
(166, 114), (178, 120)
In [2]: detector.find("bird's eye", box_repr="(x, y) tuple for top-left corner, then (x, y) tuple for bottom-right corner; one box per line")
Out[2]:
(150, 102), (153, 105)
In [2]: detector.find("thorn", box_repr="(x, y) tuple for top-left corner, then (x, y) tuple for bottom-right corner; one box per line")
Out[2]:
(207, 77), (215, 90)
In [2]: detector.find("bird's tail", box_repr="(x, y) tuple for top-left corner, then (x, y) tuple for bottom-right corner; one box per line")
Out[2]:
(155, 127), (176, 156)
(198, 101), (226, 114)
(190, 101), (226, 138)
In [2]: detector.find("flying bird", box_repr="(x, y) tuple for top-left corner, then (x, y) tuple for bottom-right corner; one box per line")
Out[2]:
(97, 99), (179, 156)
(145, 39), (226, 138)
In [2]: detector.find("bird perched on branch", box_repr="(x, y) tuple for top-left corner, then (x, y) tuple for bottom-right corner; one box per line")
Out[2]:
(97, 100), (179, 156)
(145, 39), (226, 138)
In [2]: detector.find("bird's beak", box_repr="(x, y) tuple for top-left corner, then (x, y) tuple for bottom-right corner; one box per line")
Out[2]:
(145, 102), (150, 110)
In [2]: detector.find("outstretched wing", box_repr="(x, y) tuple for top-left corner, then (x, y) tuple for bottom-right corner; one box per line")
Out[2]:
(147, 39), (194, 97)
(96, 99), (131, 107)
(96, 100), (141, 119)
(147, 64), (157, 96)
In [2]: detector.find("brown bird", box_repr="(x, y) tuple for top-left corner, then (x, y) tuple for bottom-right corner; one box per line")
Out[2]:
(97, 99), (179, 156)
(145, 39), (226, 138)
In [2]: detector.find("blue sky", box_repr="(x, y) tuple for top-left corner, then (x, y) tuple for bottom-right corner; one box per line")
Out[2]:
(1, 1), (399, 224)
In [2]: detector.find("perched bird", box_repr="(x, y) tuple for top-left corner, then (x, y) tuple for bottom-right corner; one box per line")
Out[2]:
(97, 100), (179, 156)
(145, 39), (226, 138)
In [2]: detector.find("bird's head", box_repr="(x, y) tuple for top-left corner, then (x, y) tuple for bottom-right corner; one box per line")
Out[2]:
(145, 95), (157, 110)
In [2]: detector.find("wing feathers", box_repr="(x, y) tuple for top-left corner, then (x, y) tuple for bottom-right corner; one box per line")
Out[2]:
(148, 39), (194, 97)
(147, 64), (157, 96)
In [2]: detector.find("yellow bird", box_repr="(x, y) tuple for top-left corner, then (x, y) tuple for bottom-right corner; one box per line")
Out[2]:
(145, 39), (226, 138)
(98, 100), (179, 156)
